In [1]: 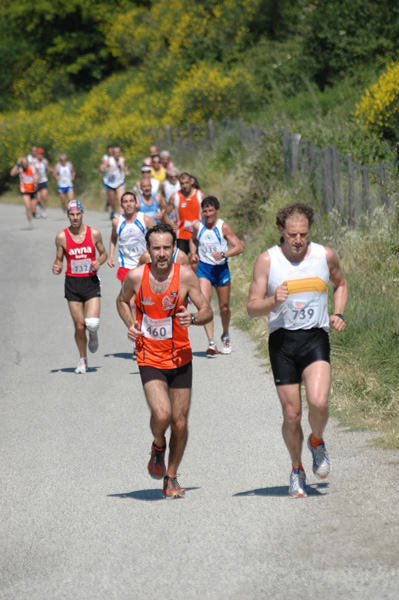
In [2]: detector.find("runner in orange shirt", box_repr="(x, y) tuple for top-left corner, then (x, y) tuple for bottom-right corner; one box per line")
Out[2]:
(117, 223), (212, 498)
(164, 172), (203, 256)
(10, 157), (40, 229)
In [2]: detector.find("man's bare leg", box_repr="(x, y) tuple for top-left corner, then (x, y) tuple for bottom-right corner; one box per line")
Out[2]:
(168, 387), (191, 476)
(275, 383), (303, 468)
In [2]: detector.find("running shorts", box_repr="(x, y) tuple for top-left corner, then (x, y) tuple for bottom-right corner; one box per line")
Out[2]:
(117, 267), (130, 282)
(38, 182), (48, 191)
(139, 361), (192, 389)
(58, 186), (74, 194)
(196, 261), (230, 287)
(21, 192), (36, 199)
(177, 239), (190, 255)
(64, 275), (101, 302)
(107, 181), (125, 191)
(268, 327), (330, 386)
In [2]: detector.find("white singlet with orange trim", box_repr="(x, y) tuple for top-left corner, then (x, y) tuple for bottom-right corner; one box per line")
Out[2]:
(267, 242), (330, 333)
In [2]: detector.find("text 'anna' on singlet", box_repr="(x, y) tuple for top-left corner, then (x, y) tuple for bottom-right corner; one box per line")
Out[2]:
(173, 190), (202, 240)
(197, 218), (228, 266)
(135, 263), (192, 369)
(267, 242), (330, 334)
(117, 212), (147, 269)
(64, 226), (96, 277)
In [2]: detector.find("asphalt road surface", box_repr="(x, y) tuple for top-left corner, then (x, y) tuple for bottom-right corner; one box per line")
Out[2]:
(1, 203), (399, 600)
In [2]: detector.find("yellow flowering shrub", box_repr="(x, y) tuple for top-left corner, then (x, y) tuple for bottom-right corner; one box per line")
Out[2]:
(354, 62), (399, 139)
(164, 62), (257, 125)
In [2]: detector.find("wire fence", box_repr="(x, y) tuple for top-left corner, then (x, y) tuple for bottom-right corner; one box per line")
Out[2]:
(148, 120), (399, 226)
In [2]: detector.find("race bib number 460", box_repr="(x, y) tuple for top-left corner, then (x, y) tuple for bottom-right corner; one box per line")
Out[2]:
(142, 315), (172, 340)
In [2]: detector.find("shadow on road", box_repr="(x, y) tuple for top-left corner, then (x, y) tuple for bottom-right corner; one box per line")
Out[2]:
(49, 366), (102, 373)
(104, 352), (135, 360)
(107, 487), (200, 501)
(233, 482), (328, 498)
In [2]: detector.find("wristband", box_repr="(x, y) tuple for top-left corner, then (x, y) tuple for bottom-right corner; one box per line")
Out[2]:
(221, 252), (226, 259)
(15, 163), (20, 168)
(334, 313), (345, 321)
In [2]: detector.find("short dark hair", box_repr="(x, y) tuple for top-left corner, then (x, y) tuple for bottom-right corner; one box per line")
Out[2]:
(146, 223), (177, 246)
(121, 191), (137, 203)
(201, 196), (220, 210)
(276, 202), (314, 229)
(179, 171), (191, 181)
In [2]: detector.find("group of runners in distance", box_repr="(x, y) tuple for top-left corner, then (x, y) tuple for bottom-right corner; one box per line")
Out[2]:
(11, 145), (76, 227)
(13, 140), (348, 499)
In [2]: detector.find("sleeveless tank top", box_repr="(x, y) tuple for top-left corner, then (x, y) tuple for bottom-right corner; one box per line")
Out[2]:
(174, 190), (202, 240)
(104, 157), (124, 188)
(267, 242), (330, 333)
(56, 162), (73, 187)
(138, 194), (160, 223)
(19, 166), (36, 194)
(197, 219), (228, 265)
(117, 212), (147, 269)
(64, 226), (96, 277)
(163, 179), (180, 202)
(36, 160), (48, 183)
(135, 263), (192, 369)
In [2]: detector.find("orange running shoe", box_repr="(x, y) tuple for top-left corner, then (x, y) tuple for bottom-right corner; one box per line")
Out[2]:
(163, 475), (185, 499)
(148, 442), (166, 479)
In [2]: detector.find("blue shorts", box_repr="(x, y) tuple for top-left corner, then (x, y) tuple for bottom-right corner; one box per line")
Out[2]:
(103, 178), (109, 191)
(58, 186), (74, 194)
(197, 261), (230, 287)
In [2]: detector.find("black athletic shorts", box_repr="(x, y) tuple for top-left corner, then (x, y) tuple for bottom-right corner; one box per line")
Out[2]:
(21, 192), (36, 199)
(176, 239), (190, 255)
(139, 361), (193, 389)
(64, 275), (101, 302)
(268, 328), (330, 386)
(37, 182), (48, 191)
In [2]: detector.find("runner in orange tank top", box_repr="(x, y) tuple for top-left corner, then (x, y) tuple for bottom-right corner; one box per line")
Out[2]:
(164, 172), (203, 256)
(117, 223), (213, 498)
(10, 156), (40, 229)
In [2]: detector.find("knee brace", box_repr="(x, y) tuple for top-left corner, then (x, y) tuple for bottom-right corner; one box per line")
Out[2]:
(85, 317), (100, 333)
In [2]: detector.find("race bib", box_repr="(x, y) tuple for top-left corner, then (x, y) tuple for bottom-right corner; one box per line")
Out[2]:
(285, 298), (321, 325)
(71, 258), (91, 274)
(183, 220), (196, 232)
(142, 315), (172, 340)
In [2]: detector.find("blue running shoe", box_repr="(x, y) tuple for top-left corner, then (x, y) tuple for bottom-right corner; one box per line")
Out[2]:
(307, 435), (331, 479)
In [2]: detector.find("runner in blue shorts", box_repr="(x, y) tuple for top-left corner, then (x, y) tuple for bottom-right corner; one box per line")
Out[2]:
(190, 196), (243, 355)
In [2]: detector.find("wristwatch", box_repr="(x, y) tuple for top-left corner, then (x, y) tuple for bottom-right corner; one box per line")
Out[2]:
(221, 252), (226, 259)
(190, 314), (197, 325)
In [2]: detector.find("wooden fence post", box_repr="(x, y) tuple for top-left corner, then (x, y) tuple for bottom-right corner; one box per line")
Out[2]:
(290, 133), (301, 175)
(322, 148), (333, 212)
(362, 166), (370, 215)
(347, 155), (355, 226)
(331, 147), (341, 211)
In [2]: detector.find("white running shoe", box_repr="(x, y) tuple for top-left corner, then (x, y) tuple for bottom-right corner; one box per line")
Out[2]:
(307, 435), (331, 479)
(75, 357), (88, 374)
(289, 469), (308, 498)
(220, 335), (232, 355)
(41, 212), (47, 219)
(88, 331), (99, 353)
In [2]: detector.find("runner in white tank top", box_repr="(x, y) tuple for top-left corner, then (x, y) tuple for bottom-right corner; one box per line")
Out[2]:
(247, 202), (348, 498)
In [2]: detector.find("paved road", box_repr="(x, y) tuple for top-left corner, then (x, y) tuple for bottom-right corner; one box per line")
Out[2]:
(1, 203), (399, 600)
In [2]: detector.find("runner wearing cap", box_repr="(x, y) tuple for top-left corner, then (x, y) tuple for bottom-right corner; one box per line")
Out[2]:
(135, 165), (160, 196)
(52, 200), (107, 374)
